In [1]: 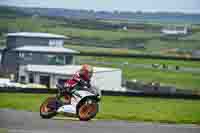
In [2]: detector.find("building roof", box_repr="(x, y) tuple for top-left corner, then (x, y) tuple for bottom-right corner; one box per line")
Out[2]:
(26, 65), (121, 75)
(13, 46), (79, 54)
(7, 32), (67, 39)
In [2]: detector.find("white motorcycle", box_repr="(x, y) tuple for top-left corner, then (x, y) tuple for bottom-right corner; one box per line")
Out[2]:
(40, 84), (101, 121)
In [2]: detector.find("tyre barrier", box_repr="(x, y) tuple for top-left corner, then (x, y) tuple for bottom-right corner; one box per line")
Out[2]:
(0, 87), (200, 100)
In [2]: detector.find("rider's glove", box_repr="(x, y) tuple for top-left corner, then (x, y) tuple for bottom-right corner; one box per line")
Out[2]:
(79, 79), (87, 86)
(80, 80), (91, 88)
(86, 83), (91, 88)
(60, 84), (70, 94)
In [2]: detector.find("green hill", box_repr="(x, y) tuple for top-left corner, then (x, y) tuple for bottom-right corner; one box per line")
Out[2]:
(0, 6), (28, 17)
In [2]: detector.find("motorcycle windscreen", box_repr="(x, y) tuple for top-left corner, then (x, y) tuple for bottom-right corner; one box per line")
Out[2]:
(73, 90), (95, 99)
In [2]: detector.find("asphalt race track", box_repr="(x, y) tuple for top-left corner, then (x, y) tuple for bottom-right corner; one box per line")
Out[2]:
(0, 109), (199, 133)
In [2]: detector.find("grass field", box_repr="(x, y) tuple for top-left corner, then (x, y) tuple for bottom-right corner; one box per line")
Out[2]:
(53, 26), (200, 56)
(76, 56), (200, 68)
(65, 44), (144, 55)
(1, 16), (200, 90)
(1, 17), (200, 56)
(76, 56), (200, 90)
(0, 93), (200, 124)
(48, 26), (160, 41)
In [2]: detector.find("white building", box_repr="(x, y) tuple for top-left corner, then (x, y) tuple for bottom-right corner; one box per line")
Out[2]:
(19, 65), (123, 91)
(2, 32), (124, 92)
(161, 26), (189, 36)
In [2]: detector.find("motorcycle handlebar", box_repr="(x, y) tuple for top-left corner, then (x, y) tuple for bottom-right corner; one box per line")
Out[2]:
(56, 83), (101, 97)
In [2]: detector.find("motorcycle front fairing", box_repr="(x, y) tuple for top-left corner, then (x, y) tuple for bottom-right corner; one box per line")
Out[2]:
(56, 90), (96, 114)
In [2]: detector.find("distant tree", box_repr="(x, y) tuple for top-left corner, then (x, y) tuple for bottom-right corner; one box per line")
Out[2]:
(113, 10), (119, 14)
(136, 10), (143, 14)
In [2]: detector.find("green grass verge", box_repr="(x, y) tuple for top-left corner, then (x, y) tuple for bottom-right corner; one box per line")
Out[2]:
(0, 128), (8, 133)
(0, 93), (200, 124)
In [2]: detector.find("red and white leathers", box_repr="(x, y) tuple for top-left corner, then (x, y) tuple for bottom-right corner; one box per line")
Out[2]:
(64, 71), (89, 89)
(64, 64), (93, 91)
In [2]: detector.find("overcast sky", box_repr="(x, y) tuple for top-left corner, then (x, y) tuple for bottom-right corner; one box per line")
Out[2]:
(1, 0), (200, 13)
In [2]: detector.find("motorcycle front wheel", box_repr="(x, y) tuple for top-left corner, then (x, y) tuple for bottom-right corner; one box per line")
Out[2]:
(78, 99), (99, 121)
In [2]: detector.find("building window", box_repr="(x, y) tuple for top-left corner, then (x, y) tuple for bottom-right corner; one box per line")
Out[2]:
(19, 53), (25, 58)
(19, 52), (32, 60)
(57, 55), (65, 64)
(49, 40), (64, 47)
(47, 55), (57, 64)
(39, 75), (50, 88)
(65, 56), (73, 64)
(29, 73), (34, 83)
(26, 52), (33, 60)
(47, 55), (65, 65)
(20, 76), (26, 83)
(27, 52), (33, 57)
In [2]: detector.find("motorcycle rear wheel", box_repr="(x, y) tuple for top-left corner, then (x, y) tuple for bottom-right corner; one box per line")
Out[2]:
(40, 97), (58, 119)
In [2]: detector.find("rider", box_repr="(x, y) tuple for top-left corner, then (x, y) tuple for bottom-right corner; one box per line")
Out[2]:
(64, 64), (94, 93)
